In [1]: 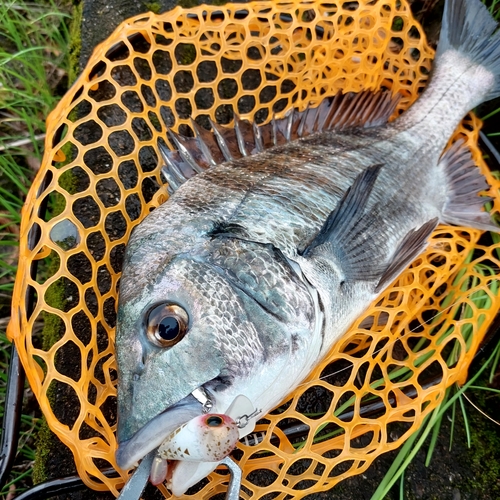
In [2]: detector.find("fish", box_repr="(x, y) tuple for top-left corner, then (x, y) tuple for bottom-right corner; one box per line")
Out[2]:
(114, 0), (500, 495)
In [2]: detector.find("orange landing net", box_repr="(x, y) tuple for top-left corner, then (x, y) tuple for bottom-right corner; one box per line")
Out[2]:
(7, 0), (500, 498)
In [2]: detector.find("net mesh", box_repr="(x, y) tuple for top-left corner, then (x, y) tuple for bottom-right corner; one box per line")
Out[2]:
(7, 0), (500, 497)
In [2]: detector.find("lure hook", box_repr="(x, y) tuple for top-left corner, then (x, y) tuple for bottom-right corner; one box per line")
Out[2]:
(116, 451), (242, 500)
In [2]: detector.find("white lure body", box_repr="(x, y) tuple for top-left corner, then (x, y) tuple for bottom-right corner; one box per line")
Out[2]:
(149, 414), (239, 486)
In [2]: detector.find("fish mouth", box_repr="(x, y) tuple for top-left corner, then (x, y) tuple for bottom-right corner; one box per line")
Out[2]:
(115, 394), (201, 470)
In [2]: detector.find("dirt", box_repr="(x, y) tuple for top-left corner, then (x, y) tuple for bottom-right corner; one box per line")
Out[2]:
(79, 0), (255, 72)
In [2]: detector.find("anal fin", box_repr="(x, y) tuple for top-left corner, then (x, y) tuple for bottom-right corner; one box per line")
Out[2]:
(441, 139), (497, 232)
(375, 218), (438, 293)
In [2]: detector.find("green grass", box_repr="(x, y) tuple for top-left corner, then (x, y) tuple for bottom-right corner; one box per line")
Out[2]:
(0, 0), (71, 496)
(369, 0), (500, 495)
(0, 0), (70, 302)
(371, 270), (500, 499)
(371, 341), (500, 499)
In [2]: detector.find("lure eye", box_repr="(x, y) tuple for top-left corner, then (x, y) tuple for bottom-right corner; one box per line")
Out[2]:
(146, 303), (189, 347)
(206, 415), (223, 427)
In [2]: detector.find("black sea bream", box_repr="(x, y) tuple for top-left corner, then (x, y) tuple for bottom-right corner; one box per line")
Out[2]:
(115, 0), (500, 494)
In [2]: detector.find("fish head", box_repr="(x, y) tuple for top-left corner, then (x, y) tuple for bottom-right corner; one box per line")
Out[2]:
(115, 234), (317, 471)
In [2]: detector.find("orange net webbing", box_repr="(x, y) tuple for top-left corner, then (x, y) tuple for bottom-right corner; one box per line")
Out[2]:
(7, 0), (500, 498)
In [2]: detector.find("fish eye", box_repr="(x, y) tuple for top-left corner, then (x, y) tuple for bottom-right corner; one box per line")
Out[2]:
(146, 303), (189, 348)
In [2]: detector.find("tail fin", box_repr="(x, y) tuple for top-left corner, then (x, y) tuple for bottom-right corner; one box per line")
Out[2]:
(436, 0), (500, 233)
(437, 0), (500, 101)
(440, 139), (497, 232)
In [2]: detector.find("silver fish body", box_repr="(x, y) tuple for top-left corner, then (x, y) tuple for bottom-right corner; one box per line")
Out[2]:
(115, 0), (500, 494)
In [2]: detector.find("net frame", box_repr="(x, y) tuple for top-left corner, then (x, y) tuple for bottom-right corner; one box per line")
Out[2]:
(7, 0), (500, 497)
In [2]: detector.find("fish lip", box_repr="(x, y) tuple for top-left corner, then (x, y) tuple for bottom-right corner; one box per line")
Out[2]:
(116, 397), (201, 470)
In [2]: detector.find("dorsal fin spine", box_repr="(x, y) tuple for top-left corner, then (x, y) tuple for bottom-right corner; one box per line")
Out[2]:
(253, 121), (264, 152)
(209, 118), (234, 161)
(191, 119), (217, 167)
(297, 104), (310, 137)
(339, 94), (359, 128)
(284, 109), (294, 141)
(233, 114), (249, 157)
(159, 90), (401, 194)
(327, 93), (348, 128)
(158, 142), (186, 187)
(160, 166), (180, 193)
(315, 99), (331, 132)
(167, 129), (204, 174)
(271, 116), (278, 146)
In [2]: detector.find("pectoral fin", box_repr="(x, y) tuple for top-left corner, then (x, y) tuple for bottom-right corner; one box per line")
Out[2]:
(303, 163), (386, 281)
(303, 164), (438, 290)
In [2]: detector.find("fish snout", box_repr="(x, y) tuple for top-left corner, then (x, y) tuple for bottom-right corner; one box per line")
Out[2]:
(115, 399), (201, 470)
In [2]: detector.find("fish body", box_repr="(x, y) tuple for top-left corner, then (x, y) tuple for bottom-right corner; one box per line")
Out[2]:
(115, 0), (500, 494)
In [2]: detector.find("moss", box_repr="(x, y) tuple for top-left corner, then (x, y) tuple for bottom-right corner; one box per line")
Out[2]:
(31, 66), (80, 482)
(392, 16), (404, 32)
(33, 251), (67, 482)
(149, 112), (161, 131)
(39, 251), (66, 350)
(32, 418), (53, 484)
(41, 310), (64, 352)
(57, 169), (78, 195)
(144, 1), (161, 14)
(178, 0), (199, 8)
(180, 0), (228, 5)
(176, 42), (196, 65)
(49, 164), (77, 219)
(68, 2), (83, 85)
(462, 401), (500, 495)
(207, 0), (229, 6)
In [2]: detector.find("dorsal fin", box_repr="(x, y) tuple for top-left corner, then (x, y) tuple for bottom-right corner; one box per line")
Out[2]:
(160, 90), (401, 193)
(158, 141), (191, 194)
(167, 129), (204, 174)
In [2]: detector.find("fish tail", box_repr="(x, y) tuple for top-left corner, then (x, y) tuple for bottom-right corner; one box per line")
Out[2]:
(395, 0), (500, 232)
(437, 0), (500, 102)
(398, 0), (499, 131)
(433, 0), (500, 232)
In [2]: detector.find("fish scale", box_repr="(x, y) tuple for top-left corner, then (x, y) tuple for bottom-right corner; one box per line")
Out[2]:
(207, 238), (311, 323)
(142, 133), (415, 262)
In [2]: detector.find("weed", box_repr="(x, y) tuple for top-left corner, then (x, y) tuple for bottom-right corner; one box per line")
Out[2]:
(0, 0), (71, 495)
